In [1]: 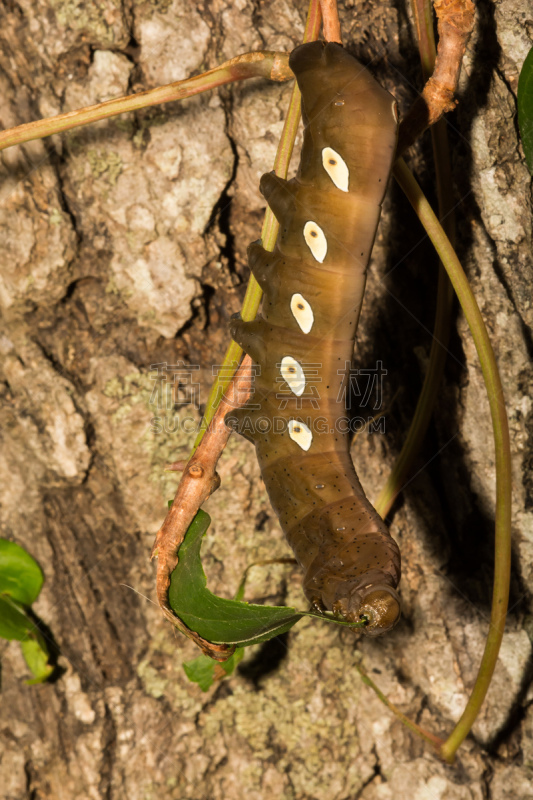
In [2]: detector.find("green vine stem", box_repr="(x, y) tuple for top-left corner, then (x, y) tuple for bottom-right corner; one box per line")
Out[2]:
(354, 660), (445, 750)
(0, 52), (292, 153)
(192, 0), (322, 451)
(374, 0), (455, 518)
(393, 156), (512, 763)
(412, 0), (437, 80)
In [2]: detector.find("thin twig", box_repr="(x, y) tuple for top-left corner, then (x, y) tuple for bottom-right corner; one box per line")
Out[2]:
(398, 0), (475, 154)
(321, 0), (342, 43)
(355, 660), (445, 750)
(394, 157), (512, 764)
(0, 51), (292, 153)
(151, 356), (253, 662)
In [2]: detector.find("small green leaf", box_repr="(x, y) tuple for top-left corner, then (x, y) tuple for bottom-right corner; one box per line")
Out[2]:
(168, 510), (365, 649)
(518, 46), (533, 174)
(183, 648), (245, 691)
(20, 637), (53, 684)
(0, 539), (44, 606)
(0, 596), (37, 641)
(168, 511), (303, 645)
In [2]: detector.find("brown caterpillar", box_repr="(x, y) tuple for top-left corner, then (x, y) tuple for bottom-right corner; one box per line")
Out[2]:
(227, 41), (401, 635)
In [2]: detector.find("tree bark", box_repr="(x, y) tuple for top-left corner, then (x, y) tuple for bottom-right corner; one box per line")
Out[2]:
(0, 1), (532, 798)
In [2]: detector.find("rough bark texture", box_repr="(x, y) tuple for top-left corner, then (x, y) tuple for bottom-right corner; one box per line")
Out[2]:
(0, 1), (531, 798)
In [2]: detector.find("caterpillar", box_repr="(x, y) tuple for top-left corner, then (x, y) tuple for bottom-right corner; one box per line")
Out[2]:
(226, 41), (401, 635)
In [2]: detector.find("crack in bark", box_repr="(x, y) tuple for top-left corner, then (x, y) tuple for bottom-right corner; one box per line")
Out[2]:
(353, 745), (382, 798)
(202, 92), (240, 276)
(99, 702), (118, 800)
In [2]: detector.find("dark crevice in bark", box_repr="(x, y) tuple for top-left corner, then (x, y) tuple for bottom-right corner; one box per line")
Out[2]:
(237, 631), (290, 688)
(23, 760), (38, 800)
(33, 334), (82, 395)
(189, 91), (241, 335)
(99, 702), (118, 800)
(494, 64), (518, 104)
(194, 680), (234, 728)
(203, 96), (239, 278)
(487, 244), (533, 362)
(167, 286), (215, 341)
(250, 0), (268, 51)
(31, 338), (95, 481)
(482, 762), (494, 800)
(457, 170), (533, 363)
(523, 409), (533, 511)
(414, 693), (434, 728)
(284, 763), (297, 798)
(202, 0), (227, 65)
(354, 746), (382, 798)
(483, 651), (533, 757)
(43, 138), (82, 255)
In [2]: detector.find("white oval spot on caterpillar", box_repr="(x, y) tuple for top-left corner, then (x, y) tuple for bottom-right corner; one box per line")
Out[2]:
(322, 146), (349, 192)
(303, 221), (327, 263)
(392, 101), (399, 123)
(290, 293), (314, 333)
(280, 356), (305, 396)
(288, 419), (312, 451)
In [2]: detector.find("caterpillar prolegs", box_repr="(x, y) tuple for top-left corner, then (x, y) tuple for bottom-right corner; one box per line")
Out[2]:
(227, 41), (401, 635)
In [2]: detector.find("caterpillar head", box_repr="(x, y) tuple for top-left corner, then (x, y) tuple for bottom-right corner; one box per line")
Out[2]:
(303, 517), (402, 636)
(331, 580), (401, 636)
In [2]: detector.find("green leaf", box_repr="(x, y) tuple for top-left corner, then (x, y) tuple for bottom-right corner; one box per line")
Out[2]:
(20, 637), (53, 684)
(518, 46), (533, 174)
(168, 510), (366, 648)
(168, 511), (303, 645)
(0, 596), (37, 641)
(0, 539), (44, 606)
(183, 648), (245, 691)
